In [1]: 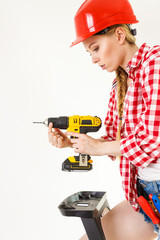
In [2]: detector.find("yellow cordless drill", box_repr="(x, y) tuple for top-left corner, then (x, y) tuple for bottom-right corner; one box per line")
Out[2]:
(34, 115), (102, 172)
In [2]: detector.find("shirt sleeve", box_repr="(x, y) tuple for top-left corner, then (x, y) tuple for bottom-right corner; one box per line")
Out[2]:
(120, 57), (160, 168)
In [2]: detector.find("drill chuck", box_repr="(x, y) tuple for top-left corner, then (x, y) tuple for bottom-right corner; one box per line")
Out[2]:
(34, 117), (69, 129)
(47, 117), (69, 129)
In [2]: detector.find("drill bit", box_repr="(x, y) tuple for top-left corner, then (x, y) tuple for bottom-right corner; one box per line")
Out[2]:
(33, 119), (48, 126)
(33, 121), (44, 124)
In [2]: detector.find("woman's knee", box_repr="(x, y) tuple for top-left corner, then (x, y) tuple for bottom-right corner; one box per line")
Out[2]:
(79, 200), (157, 240)
(101, 200), (157, 240)
(78, 234), (88, 240)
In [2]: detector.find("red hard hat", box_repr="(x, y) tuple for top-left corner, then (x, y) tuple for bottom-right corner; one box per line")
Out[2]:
(70, 0), (138, 47)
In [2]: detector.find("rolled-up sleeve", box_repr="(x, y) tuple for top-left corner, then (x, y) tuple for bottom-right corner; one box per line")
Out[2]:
(120, 57), (160, 168)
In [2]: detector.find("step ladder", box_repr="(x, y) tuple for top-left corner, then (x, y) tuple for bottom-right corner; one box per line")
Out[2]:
(58, 191), (110, 240)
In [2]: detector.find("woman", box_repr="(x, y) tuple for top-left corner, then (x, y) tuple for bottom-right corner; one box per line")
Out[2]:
(48, 0), (160, 239)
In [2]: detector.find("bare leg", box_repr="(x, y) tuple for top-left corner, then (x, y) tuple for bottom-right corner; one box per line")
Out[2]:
(79, 200), (158, 240)
(79, 234), (88, 240)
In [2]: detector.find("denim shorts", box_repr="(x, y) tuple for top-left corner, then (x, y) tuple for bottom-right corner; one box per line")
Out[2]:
(138, 179), (160, 239)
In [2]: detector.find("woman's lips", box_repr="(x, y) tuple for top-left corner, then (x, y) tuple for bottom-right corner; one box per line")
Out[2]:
(101, 64), (106, 70)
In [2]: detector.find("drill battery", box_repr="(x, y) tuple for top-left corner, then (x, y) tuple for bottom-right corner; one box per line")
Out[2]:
(62, 154), (93, 172)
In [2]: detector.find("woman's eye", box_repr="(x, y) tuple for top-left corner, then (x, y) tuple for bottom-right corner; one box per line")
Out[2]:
(93, 47), (99, 52)
(89, 47), (99, 56)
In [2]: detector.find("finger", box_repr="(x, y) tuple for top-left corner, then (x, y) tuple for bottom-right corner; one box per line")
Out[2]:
(48, 130), (58, 143)
(72, 143), (79, 149)
(48, 122), (53, 133)
(74, 148), (80, 153)
(48, 129), (54, 143)
(48, 133), (52, 143)
(65, 132), (81, 138)
(52, 131), (60, 136)
(53, 128), (60, 133)
(56, 135), (64, 148)
(52, 135), (58, 147)
(70, 138), (79, 144)
(53, 128), (68, 138)
(57, 136), (63, 148)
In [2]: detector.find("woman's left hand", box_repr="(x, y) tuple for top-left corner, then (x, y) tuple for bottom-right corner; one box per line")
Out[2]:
(65, 132), (103, 156)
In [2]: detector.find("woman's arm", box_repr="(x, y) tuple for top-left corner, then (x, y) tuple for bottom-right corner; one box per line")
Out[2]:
(98, 140), (122, 156)
(96, 137), (107, 142)
(66, 132), (121, 156)
(96, 138), (122, 156)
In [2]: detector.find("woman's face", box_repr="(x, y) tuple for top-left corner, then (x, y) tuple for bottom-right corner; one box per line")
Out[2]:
(83, 28), (126, 72)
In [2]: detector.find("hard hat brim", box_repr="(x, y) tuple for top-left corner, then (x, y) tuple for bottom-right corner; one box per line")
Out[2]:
(70, 18), (139, 47)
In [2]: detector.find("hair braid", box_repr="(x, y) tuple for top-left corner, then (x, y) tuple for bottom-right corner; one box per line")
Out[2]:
(103, 24), (136, 142)
(115, 66), (128, 141)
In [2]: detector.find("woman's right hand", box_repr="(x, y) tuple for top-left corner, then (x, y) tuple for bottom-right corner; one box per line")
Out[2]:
(48, 122), (72, 148)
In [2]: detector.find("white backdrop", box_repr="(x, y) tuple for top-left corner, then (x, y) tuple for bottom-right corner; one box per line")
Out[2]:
(0, 0), (160, 239)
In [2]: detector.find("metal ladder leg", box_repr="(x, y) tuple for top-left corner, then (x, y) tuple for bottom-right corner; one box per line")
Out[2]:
(81, 217), (106, 240)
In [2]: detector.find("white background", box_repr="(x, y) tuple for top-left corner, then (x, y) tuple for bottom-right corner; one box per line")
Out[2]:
(0, 0), (160, 239)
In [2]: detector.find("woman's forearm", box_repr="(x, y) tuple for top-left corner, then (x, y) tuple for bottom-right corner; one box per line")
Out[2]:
(97, 139), (122, 156)
(96, 137), (107, 142)
(66, 133), (122, 156)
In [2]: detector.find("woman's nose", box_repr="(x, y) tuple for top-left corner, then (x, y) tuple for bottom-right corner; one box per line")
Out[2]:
(92, 55), (99, 64)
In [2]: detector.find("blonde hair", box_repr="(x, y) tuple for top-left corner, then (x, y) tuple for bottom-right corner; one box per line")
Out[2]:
(105, 24), (136, 141)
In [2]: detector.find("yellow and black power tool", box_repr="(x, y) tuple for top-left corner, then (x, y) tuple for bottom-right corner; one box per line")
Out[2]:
(33, 115), (102, 172)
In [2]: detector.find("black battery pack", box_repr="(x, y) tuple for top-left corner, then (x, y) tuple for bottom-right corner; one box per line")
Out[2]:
(62, 155), (93, 172)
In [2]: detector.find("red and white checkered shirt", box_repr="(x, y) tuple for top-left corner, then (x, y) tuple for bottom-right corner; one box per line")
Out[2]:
(102, 43), (160, 211)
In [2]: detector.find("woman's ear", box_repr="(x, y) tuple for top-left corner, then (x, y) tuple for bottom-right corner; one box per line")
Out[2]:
(115, 27), (126, 45)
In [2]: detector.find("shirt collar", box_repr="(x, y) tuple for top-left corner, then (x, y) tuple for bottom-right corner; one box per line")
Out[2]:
(126, 43), (150, 73)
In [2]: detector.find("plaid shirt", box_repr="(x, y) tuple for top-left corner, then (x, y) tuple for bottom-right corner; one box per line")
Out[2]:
(103, 43), (160, 211)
